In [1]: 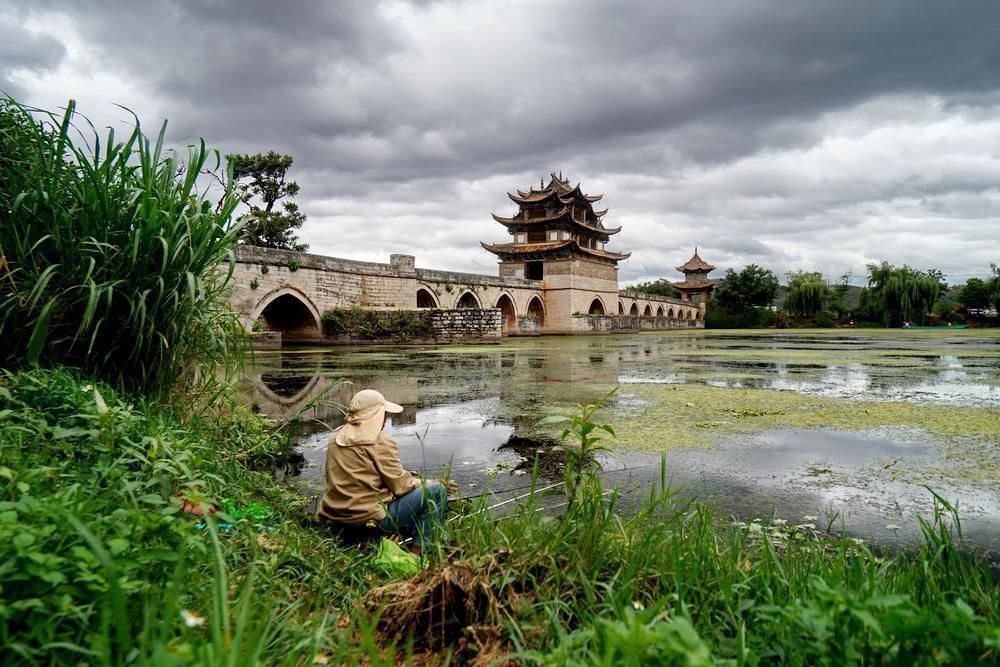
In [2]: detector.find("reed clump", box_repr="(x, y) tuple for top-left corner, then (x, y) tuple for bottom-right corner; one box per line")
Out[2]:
(0, 98), (244, 395)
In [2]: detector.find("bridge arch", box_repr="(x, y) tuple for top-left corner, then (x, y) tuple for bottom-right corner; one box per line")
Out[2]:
(416, 285), (438, 308)
(495, 292), (517, 333)
(588, 297), (606, 315)
(618, 300), (625, 314)
(251, 287), (322, 341)
(668, 307), (675, 318)
(629, 302), (639, 316)
(526, 295), (546, 326)
(642, 304), (652, 317)
(456, 290), (481, 308)
(656, 305), (664, 317)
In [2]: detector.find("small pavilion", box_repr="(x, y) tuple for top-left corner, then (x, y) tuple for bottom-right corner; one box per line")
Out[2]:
(674, 248), (716, 304)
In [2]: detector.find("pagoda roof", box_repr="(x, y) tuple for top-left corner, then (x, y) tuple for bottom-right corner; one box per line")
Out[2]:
(674, 280), (717, 291)
(508, 172), (604, 206)
(676, 247), (716, 273)
(481, 239), (631, 262)
(490, 207), (622, 235)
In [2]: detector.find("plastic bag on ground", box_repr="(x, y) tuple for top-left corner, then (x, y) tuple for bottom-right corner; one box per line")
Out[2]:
(372, 537), (421, 578)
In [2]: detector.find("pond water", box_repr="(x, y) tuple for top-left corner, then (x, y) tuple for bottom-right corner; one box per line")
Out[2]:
(243, 329), (1000, 555)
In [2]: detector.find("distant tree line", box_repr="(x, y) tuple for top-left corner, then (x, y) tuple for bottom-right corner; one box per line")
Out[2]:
(686, 261), (1000, 329)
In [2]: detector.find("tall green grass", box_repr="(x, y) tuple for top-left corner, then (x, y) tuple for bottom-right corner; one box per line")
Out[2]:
(0, 97), (244, 395)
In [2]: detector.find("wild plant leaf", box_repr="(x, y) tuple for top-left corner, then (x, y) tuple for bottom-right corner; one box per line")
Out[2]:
(536, 415), (570, 425)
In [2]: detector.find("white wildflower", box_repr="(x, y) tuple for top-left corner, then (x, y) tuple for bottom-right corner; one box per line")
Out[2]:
(803, 515), (818, 521)
(796, 523), (816, 531)
(632, 600), (645, 611)
(748, 522), (763, 533)
(181, 609), (205, 627)
(772, 519), (787, 526)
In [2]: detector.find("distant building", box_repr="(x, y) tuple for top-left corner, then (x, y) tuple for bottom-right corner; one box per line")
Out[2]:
(673, 248), (716, 305)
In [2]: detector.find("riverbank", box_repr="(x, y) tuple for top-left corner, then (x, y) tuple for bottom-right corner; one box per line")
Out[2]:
(3, 367), (998, 664)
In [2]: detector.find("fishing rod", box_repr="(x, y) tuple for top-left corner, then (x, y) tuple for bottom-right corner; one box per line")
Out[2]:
(447, 481), (565, 523)
(448, 460), (665, 504)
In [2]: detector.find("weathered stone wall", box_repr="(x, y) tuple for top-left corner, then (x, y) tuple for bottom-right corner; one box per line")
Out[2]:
(430, 309), (502, 343)
(319, 308), (501, 344)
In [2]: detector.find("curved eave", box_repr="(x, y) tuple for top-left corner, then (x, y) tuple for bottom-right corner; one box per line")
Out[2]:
(675, 262), (717, 272)
(674, 280), (716, 290)
(491, 212), (518, 225)
(482, 240), (629, 263)
(593, 208), (609, 217)
(481, 240), (574, 257)
(578, 246), (630, 261)
(508, 190), (561, 205)
(498, 214), (622, 238)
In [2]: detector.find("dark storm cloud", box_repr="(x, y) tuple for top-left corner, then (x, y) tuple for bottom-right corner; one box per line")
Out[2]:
(6, 1), (1000, 281)
(0, 9), (65, 98)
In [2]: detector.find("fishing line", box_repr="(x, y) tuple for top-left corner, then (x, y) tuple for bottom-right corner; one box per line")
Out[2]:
(449, 460), (664, 504)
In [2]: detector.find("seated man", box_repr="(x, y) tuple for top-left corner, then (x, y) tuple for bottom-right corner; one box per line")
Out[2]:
(316, 389), (449, 546)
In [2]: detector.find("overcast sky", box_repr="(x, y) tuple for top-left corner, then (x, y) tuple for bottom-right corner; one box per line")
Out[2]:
(4, 1), (999, 285)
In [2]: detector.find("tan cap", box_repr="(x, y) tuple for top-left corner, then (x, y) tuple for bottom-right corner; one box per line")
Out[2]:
(336, 389), (404, 446)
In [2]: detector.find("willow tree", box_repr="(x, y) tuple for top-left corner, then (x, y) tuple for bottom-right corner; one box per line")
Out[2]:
(785, 271), (829, 318)
(865, 262), (941, 327)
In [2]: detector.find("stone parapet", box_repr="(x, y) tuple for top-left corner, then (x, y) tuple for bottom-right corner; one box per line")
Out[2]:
(415, 267), (541, 290)
(618, 290), (691, 307)
(234, 245), (404, 277)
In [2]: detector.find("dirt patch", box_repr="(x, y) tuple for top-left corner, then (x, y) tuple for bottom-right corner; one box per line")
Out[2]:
(350, 563), (517, 666)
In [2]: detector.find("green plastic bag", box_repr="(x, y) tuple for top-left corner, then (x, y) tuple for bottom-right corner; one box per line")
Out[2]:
(372, 538), (421, 578)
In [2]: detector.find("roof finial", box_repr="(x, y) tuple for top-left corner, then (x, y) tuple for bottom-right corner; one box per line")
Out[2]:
(540, 176), (544, 189)
(559, 169), (563, 180)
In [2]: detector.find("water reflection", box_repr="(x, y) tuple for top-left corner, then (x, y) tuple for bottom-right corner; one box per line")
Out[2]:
(243, 330), (1000, 552)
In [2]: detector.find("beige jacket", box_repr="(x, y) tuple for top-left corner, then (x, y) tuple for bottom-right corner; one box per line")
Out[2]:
(316, 426), (421, 525)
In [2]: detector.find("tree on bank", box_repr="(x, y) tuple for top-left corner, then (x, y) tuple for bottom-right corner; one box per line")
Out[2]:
(957, 277), (991, 311)
(860, 262), (940, 327)
(784, 271), (829, 319)
(714, 264), (779, 314)
(230, 151), (308, 251)
(630, 278), (681, 298)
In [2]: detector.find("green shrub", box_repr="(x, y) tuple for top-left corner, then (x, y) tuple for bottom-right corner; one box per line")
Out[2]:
(814, 310), (835, 327)
(0, 98), (244, 395)
(321, 307), (434, 340)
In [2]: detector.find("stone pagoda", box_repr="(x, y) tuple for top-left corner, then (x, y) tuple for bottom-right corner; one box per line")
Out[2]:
(482, 173), (630, 326)
(674, 248), (716, 304)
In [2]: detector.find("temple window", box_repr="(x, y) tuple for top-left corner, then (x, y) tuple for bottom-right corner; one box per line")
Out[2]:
(526, 261), (544, 280)
(515, 233), (526, 244)
(527, 230), (546, 243)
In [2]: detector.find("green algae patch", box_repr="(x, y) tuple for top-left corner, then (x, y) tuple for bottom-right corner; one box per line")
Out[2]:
(610, 383), (1000, 454)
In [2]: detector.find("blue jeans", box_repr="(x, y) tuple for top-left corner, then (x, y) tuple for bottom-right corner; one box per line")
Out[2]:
(377, 482), (447, 545)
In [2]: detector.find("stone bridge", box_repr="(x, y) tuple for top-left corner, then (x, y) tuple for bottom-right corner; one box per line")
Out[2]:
(227, 246), (703, 343)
